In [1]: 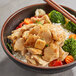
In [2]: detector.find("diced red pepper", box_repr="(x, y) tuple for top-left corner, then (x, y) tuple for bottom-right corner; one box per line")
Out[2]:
(49, 60), (63, 67)
(16, 26), (19, 29)
(16, 22), (25, 29)
(49, 60), (56, 66)
(19, 22), (25, 27)
(53, 60), (63, 66)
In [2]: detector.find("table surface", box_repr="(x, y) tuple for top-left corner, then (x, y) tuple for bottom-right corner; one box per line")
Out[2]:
(0, 0), (76, 76)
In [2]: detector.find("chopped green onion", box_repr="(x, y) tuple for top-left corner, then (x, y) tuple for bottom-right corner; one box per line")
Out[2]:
(39, 54), (42, 57)
(45, 44), (49, 47)
(7, 43), (13, 50)
(36, 21), (43, 25)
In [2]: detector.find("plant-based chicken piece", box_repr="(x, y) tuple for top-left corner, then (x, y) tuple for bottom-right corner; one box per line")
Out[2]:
(29, 24), (42, 35)
(22, 31), (29, 40)
(14, 38), (25, 52)
(38, 27), (52, 44)
(27, 48), (42, 55)
(31, 55), (48, 66)
(8, 24), (36, 41)
(25, 54), (37, 65)
(31, 15), (51, 24)
(35, 39), (46, 50)
(50, 24), (66, 46)
(59, 47), (69, 61)
(42, 42), (59, 62)
(7, 28), (23, 41)
(24, 34), (40, 47)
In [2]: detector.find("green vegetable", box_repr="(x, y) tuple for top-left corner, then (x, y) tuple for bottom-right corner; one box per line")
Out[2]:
(62, 38), (76, 60)
(45, 44), (49, 47)
(48, 10), (66, 24)
(65, 21), (76, 33)
(7, 43), (13, 50)
(36, 21), (43, 25)
(39, 54), (43, 57)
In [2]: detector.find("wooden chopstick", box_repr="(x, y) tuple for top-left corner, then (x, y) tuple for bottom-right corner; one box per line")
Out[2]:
(44, 0), (76, 24)
(49, 0), (76, 21)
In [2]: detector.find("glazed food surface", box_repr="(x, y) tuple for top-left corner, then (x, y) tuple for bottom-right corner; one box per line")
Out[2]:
(7, 9), (76, 67)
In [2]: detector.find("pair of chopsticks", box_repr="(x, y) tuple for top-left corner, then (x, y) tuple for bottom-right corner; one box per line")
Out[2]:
(44, 0), (76, 24)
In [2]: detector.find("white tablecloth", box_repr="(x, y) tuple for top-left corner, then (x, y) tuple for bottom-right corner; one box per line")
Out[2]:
(0, 0), (76, 76)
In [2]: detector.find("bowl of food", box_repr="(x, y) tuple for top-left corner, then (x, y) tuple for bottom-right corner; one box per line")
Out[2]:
(1, 3), (76, 74)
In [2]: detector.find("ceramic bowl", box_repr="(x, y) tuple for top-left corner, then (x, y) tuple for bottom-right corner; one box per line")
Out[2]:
(1, 3), (76, 74)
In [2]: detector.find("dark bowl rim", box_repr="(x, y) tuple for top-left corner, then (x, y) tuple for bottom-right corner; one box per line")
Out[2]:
(1, 3), (76, 70)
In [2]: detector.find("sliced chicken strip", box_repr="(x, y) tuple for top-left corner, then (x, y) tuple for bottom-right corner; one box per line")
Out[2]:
(29, 24), (42, 35)
(38, 27), (52, 44)
(12, 24), (36, 33)
(7, 28), (23, 40)
(50, 24), (66, 46)
(8, 24), (36, 41)
(14, 38), (25, 52)
(41, 15), (51, 23)
(59, 47), (69, 61)
(42, 42), (59, 62)
(27, 48), (42, 55)
(25, 54), (37, 65)
(21, 48), (27, 56)
(22, 31), (29, 40)
(31, 15), (51, 24)
(24, 34), (40, 47)
(31, 55), (48, 66)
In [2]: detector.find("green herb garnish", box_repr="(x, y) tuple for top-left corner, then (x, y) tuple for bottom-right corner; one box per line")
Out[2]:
(36, 21), (43, 25)
(7, 43), (13, 50)
(39, 54), (43, 57)
(45, 44), (49, 47)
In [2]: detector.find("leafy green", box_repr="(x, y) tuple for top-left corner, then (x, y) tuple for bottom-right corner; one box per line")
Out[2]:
(65, 21), (76, 33)
(62, 38), (76, 60)
(7, 43), (13, 50)
(48, 10), (66, 24)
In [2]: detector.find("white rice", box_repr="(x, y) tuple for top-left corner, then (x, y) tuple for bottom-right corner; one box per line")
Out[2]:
(13, 52), (27, 62)
(53, 23), (73, 39)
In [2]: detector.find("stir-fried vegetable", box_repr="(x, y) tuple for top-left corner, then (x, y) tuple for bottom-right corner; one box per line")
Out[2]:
(36, 21), (43, 25)
(49, 60), (63, 67)
(16, 18), (32, 29)
(65, 55), (74, 64)
(65, 21), (76, 33)
(16, 22), (25, 29)
(7, 43), (13, 50)
(62, 38), (76, 59)
(24, 18), (32, 24)
(48, 10), (65, 24)
(69, 34), (76, 40)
